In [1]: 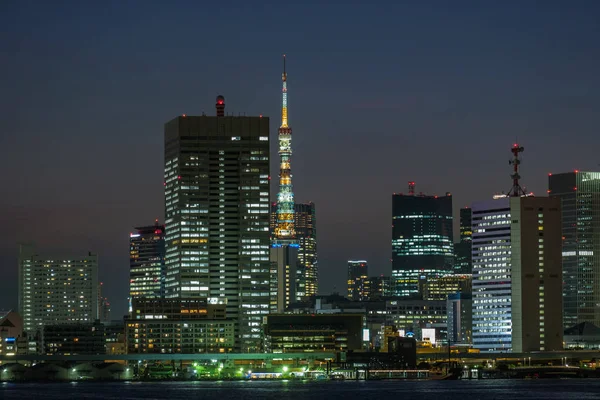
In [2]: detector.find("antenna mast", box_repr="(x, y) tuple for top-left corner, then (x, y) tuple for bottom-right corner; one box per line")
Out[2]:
(507, 143), (526, 196)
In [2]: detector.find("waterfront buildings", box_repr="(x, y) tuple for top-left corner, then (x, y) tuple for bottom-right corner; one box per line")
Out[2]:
(347, 260), (370, 301)
(454, 207), (473, 274)
(126, 298), (234, 354)
(17, 244), (99, 335)
(391, 184), (454, 296)
(548, 171), (600, 329)
(163, 96), (270, 352)
(471, 196), (563, 352)
(129, 222), (165, 300)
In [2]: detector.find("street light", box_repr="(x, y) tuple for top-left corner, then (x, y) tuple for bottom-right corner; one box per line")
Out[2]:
(283, 366), (288, 373)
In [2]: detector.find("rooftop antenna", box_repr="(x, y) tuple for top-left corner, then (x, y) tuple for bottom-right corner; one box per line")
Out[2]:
(408, 181), (415, 195)
(507, 143), (527, 196)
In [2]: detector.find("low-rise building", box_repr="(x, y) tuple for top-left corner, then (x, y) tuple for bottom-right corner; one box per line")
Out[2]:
(42, 321), (106, 355)
(265, 314), (364, 353)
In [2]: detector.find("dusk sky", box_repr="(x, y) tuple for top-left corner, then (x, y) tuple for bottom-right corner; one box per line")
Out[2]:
(1, 1), (599, 317)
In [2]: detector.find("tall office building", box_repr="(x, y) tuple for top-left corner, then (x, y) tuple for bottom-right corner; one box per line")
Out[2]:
(391, 182), (454, 296)
(347, 260), (370, 301)
(447, 293), (472, 345)
(163, 96), (271, 352)
(454, 207), (473, 274)
(295, 202), (318, 299)
(129, 221), (166, 300)
(549, 171), (600, 329)
(18, 244), (99, 335)
(270, 55), (302, 312)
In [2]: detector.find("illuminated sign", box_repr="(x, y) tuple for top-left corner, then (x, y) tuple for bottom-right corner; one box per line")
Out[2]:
(406, 332), (415, 338)
(362, 329), (370, 342)
(422, 328), (436, 345)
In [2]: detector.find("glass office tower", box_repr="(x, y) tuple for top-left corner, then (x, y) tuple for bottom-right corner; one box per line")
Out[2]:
(392, 192), (454, 296)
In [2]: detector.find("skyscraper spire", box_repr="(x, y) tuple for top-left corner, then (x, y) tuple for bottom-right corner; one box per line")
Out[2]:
(273, 54), (296, 244)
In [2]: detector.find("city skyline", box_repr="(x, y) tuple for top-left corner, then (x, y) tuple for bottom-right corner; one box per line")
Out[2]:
(2, 2), (600, 317)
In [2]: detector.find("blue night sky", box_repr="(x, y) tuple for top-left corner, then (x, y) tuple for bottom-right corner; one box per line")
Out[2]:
(1, 1), (599, 317)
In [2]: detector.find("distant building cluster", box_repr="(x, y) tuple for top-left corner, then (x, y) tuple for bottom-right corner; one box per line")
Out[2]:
(5, 59), (600, 363)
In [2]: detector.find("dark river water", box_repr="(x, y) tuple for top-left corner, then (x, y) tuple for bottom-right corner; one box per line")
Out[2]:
(2, 379), (600, 399)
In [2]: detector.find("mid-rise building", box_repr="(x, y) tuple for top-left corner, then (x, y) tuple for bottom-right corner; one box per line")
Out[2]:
(454, 207), (473, 274)
(471, 196), (563, 352)
(163, 96), (270, 352)
(126, 298), (234, 354)
(548, 171), (600, 329)
(386, 299), (447, 343)
(129, 222), (165, 300)
(392, 183), (454, 296)
(18, 244), (99, 335)
(347, 260), (370, 301)
(447, 293), (472, 345)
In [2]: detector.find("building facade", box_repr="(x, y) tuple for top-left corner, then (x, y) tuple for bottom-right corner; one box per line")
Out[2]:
(471, 197), (563, 352)
(419, 274), (471, 301)
(269, 246), (298, 312)
(0, 311), (23, 356)
(18, 244), (99, 335)
(163, 97), (270, 352)
(392, 188), (454, 296)
(347, 260), (370, 301)
(549, 171), (600, 329)
(129, 222), (165, 300)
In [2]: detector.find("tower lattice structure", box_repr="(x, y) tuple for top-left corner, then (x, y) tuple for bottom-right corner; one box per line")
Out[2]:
(273, 55), (297, 246)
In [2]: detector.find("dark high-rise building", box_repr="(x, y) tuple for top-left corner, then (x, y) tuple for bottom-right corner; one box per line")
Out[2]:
(347, 260), (370, 301)
(454, 207), (473, 274)
(129, 222), (165, 300)
(295, 202), (318, 299)
(163, 96), (271, 352)
(368, 275), (391, 300)
(391, 183), (454, 297)
(549, 171), (600, 329)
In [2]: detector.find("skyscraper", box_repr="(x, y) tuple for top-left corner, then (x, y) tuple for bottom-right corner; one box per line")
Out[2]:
(549, 171), (600, 328)
(295, 202), (318, 299)
(368, 275), (391, 300)
(391, 182), (454, 297)
(270, 55), (301, 312)
(454, 207), (473, 274)
(18, 244), (99, 336)
(347, 260), (369, 301)
(472, 144), (563, 352)
(163, 96), (271, 352)
(129, 221), (165, 300)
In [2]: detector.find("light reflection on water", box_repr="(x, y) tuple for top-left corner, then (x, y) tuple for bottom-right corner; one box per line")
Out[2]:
(2, 380), (600, 400)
